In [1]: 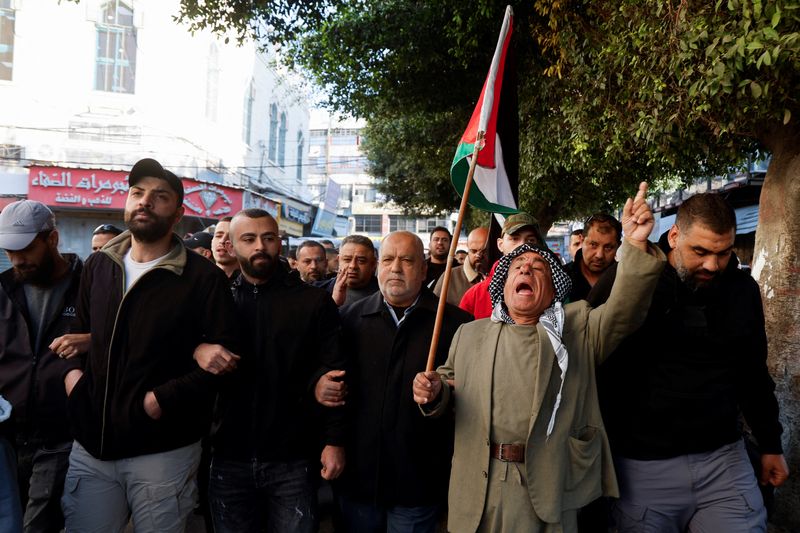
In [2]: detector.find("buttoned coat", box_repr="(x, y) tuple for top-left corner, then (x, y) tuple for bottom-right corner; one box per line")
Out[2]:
(426, 242), (665, 530)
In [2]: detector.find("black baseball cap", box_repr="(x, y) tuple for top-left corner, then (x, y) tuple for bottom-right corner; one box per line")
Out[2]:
(183, 231), (213, 250)
(128, 158), (184, 205)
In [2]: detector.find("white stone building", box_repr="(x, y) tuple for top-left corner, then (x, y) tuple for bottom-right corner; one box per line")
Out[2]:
(0, 0), (313, 262)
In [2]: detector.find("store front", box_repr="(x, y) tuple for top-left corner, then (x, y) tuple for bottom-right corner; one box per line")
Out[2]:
(27, 166), (244, 258)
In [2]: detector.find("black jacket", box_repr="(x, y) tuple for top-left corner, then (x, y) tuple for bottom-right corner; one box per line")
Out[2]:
(563, 249), (617, 302)
(68, 233), (239, 460)
(0, 255), (83, 444)
(337, 289), (472, 507)
(213, 268), (344, 462)
(597, 232), (783, 459)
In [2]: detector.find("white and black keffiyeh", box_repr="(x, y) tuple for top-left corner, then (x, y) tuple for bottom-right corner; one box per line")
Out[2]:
(488, 244), (572, 437)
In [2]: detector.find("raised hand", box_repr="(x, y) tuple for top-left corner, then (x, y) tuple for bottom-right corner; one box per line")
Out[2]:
(621, 182), (654, 249)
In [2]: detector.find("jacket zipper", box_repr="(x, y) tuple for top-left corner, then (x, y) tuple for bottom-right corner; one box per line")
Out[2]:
(100, 267), (127, 456)
(99, 262), (170, 456)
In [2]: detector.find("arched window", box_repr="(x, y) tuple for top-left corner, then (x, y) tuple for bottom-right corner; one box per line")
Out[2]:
(242, 79), (255, 144)
(0, 0), (15, 81)
(296, 131), (304, 182)
(268, 103), (278, 162)
(205, 44), (220, 121)
(95, 0), (136, 93)
(278, 112), (287, 168)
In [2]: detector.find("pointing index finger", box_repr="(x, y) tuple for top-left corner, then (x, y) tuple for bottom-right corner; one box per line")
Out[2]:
(634, 182), (648, 203)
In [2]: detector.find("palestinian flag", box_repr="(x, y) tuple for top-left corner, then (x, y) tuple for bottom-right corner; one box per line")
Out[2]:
(450, 5), (519, 214)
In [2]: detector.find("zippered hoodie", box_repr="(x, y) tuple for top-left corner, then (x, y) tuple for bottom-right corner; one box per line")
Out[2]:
(0, 254), (83, 444)
(68, 232), (239, 460)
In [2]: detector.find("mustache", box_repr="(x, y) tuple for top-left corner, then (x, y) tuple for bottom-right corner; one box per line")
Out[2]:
(249, 252), (273, 262)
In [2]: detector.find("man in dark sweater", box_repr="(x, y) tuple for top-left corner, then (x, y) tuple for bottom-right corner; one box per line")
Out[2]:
(201, 209), (345, 533)
(599, 193), (788, 532)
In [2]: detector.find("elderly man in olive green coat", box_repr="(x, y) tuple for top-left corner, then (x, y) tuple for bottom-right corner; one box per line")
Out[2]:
(413, 183), (665, 532)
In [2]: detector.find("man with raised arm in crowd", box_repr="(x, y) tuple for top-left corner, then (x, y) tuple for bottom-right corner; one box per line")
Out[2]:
(433, 226), (489, 306)
(594, 193), (789, 532)
(195, 209), (346, 533)
(0, 200), (84, 532)
(316, 234), (379, 307)
(334, 230), (472, 532)
(414, 183), (665, 532)
(60, 158), (239, 532)
(563, 213), (621, 302)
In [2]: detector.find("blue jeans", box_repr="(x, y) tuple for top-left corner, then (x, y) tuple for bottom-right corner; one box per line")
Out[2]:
(0, 437), (22, 533)
(209, 457), (317, 533)
(339, 494), (440, 533)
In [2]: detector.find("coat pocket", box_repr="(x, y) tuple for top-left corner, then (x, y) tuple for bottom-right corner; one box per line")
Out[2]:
(566, 425), (601, 490)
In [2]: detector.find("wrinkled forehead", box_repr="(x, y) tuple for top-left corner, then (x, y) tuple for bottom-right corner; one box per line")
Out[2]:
(510, 251), (549, 268)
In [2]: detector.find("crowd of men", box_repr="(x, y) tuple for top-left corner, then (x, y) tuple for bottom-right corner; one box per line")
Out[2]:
(0, 158), (789, 533)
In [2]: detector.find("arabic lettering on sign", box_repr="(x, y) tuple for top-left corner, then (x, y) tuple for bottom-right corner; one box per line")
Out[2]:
(29, 167), (245, 215)
(29, 167), (131, 210)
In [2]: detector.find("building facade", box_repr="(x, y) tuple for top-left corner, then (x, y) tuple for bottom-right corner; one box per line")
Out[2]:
(306, 110), (459, 246)
(0, 0), (314, 265)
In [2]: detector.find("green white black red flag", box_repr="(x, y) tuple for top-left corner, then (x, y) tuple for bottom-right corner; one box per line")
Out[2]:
(450, 6), (518, 214)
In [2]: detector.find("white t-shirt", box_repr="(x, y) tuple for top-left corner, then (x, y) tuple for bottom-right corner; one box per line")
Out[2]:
(123, 249), (169, 293)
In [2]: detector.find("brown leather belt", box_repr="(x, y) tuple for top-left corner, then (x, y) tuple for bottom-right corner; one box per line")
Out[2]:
(490, 443), (525, 462)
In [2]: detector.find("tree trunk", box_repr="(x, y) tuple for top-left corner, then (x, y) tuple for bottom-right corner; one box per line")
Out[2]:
(753, 126), (800, 528)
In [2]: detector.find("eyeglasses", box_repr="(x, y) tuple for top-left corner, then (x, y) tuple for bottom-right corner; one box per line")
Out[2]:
(92, 224), (122, 236)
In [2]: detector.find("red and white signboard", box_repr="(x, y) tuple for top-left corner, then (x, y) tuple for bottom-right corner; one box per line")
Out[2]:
(28, 166), (244, 217)
(29, 167), (130, 209)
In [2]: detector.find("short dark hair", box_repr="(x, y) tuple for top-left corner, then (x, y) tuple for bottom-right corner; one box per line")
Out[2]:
(341, 234), (376, 254)
(570, 229), (583, 237)
(234, 208), (272, 220)
(297, 240), (326, 257)
(218, 216), (233, 223)
(430, 226), (451, 239)
(584, 213), (622, 243)
(676, 193), (736, 235)
(288, 246), (298, 260)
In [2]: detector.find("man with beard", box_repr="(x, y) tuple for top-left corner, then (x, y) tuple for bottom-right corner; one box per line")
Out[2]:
(594, 193), (788, 532)
(425, 226), (458, 288)
(433, 226), (489, 306)
(315, 234), (379, 307)
(563, 214), (621, 302)
(0, 200), (83, 532)
(195, 209), (345, 533)
(296, 240), (329, 283)
(60, 158), (239, 532)
(212, 216), (239, 282)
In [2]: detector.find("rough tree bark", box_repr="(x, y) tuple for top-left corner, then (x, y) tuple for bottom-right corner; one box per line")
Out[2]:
(752, 125), (800, 529)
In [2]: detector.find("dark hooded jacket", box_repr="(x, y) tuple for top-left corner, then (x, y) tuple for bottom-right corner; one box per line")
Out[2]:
(0, 254), (83, 444)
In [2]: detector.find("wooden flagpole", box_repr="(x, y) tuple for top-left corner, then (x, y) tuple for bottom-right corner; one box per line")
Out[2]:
(425, 131), (485, 372)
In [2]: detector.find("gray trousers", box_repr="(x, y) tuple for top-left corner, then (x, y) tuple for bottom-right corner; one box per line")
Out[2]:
(61, 440), (201, 533)
(612, 439), (766, 533)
